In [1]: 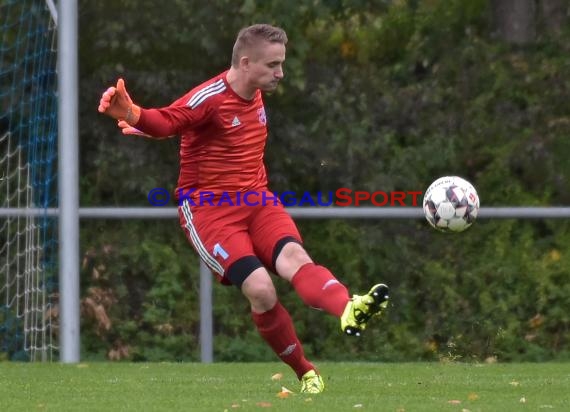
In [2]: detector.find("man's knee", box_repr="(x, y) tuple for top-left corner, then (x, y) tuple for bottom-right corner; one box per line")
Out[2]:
(272, 236), (304, 269)
(241, 267), (277, 312)
(274, 241), (313, 280)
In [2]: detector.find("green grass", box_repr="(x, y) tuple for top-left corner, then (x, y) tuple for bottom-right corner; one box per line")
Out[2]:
(1, 362), (569, 411)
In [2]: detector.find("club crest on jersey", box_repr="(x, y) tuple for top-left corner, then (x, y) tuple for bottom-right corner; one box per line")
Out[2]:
(257, 107), (267, 125)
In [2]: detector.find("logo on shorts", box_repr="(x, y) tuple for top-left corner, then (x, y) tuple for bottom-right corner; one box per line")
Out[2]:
(257, 107), (266, 125)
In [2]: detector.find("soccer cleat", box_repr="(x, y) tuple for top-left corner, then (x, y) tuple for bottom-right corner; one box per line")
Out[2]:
(340, 283), (389, 337)
(300, 370), (325, 394)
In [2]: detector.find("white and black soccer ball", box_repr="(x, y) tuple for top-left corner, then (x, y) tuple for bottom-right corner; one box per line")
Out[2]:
(422, 176), (480, 233)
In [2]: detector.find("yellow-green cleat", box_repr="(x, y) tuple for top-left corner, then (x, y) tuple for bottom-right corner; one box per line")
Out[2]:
(340, 283), (389, 337)
(300, 370), (325, 394)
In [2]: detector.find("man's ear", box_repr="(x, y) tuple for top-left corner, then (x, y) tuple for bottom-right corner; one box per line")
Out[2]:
(240, 56), (250, 71)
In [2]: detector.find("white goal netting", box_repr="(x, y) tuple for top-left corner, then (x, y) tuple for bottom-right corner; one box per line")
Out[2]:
(1, 0), (59, 361)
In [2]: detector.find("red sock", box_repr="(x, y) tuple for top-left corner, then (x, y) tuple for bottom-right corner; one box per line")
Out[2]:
(252, 301), (315, 379)
(291, 263), (350, 317)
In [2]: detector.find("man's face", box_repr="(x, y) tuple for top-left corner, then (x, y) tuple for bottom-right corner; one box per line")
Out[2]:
(244, 41), (286, 92)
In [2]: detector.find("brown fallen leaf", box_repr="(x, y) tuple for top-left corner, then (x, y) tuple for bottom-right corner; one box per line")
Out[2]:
(256, 402), (272, 408)
(277, 386), (294, 398)
(271, 373), (283, 381)
(468, 392), (479, 401)
(448, 400), (461, 405)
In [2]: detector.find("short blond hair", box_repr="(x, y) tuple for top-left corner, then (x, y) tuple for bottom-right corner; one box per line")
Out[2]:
(231, 24), (288, 67)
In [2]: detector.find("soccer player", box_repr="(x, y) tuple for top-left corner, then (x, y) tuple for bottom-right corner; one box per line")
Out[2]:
(98, 23), (389, 394)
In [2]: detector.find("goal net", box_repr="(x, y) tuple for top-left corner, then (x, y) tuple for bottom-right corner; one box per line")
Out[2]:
(0, 0), (59, 361)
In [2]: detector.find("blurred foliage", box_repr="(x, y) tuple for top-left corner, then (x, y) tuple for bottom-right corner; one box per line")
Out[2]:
(77, 0), (570, 362)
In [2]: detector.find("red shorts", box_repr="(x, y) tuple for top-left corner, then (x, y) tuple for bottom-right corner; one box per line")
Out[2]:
(177, 190), (302, 285)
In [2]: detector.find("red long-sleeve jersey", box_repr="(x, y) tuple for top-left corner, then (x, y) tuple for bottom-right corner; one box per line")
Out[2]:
(135, 71), (269, 199)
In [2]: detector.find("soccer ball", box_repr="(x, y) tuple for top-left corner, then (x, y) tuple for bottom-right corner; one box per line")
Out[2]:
(422, 176), (480, 233)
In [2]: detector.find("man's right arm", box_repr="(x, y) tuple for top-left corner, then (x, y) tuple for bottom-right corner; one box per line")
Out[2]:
(98, 78), (210, 138)
(133, 105), (206, 137)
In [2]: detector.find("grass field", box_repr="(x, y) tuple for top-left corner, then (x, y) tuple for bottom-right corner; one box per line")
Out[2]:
(1, 362), (568, 411)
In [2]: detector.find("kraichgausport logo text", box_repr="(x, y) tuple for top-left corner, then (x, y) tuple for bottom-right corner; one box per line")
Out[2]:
(147, 188), (422, 207)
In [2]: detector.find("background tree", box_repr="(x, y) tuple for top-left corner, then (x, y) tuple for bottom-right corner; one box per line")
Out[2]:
(492, 0), (536, 44)
(491, 0), (569, 43)
(69, 0), (570, 363)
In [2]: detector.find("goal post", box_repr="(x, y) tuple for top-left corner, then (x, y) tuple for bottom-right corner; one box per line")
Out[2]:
(57, 0), (80, 363)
